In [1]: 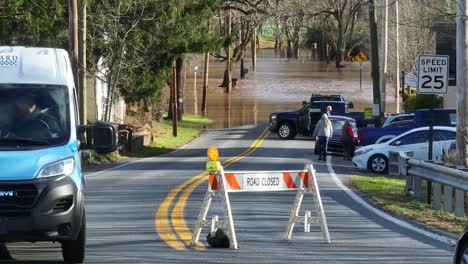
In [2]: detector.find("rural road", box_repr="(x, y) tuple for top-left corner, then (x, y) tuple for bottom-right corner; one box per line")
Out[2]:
(5, 125), (455, 263)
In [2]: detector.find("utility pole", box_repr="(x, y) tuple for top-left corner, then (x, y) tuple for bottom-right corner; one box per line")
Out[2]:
(380, 0), (388, 114)
(201, 21), (211, 117)
(69, 0), (79, 94)
(395, 0), (400, 114)
(457, 0), (468, 166)
(201, 52), (209, 116)
(172, 59), (178, 137)
(193, 66), (198, 116)
(369, 0), (381, 118)
(79, 0), (87, 125)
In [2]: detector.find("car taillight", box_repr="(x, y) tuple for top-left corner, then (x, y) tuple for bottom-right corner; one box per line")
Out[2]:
(358, 131), (363, 142)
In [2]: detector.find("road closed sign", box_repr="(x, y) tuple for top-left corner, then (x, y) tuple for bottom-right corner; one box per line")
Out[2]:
(242, 173), (283, 192)
(417, 55), (449, 94)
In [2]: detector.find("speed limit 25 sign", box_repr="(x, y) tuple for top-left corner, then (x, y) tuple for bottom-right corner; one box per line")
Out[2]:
(417, 55), (449, 94)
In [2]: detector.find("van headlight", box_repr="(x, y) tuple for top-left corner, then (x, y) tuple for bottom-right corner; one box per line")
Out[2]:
(37, 158), (75, 178)
(354, 148), (373, 157)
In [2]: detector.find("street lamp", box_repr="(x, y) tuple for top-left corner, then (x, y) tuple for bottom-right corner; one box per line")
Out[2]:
(194, 66), (199, 116)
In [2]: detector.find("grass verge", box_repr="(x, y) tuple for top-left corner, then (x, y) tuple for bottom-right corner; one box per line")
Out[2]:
(125, 114), (213, 158)
(87, 114), (213, 164)
(350, 176), (468, 234)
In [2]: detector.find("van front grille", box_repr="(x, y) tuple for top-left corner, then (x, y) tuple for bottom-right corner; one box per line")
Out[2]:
(0, 184), (37, 216)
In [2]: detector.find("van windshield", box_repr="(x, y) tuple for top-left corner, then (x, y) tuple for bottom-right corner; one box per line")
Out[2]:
(0, 84), (70, 149)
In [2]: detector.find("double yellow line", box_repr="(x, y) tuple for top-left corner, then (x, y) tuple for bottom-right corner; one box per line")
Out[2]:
(155, 127), (270, 250)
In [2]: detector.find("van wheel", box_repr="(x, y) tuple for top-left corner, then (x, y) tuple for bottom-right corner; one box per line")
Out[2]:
(368, 154), (388, 173)
(62, 211), (86, 263)
(278, 123), (295, 139)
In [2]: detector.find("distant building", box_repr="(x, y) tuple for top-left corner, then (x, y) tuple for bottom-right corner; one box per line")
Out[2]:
(92, 57), (126, 124)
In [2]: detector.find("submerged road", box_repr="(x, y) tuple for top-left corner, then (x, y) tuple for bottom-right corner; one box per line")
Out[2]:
(6, 125), (455, 263)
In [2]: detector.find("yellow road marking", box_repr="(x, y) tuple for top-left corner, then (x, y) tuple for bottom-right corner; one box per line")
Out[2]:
(155, 172), (207, 250)
(155, 127), (269, 250)
(171, 128), (270, 249)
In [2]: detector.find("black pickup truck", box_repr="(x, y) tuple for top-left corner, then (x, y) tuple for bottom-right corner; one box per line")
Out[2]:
(269, 99), (355, 139)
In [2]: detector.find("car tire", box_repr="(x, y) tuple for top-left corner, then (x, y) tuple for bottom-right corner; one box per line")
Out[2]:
(62, 211), (86, 264)
(454, 237), (468, 264)
(277, 122), (295, 139)
(368, 154), (388, 173)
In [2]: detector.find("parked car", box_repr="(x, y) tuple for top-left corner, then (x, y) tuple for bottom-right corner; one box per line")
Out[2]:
(358, 109), (456, 146)
(382, 113), (414, 127)
(454, 226), (468, 264)
(269, 95), (364, 139)
(352, 126), (456, 173)
(313, 116), (359, 154)
(269, 101), (347, 139)
(310, 94), (346, 102)
(384, 120), (414, 129)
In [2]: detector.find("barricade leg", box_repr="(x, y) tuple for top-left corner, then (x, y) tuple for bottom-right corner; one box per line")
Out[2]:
(284, 189), (305, 240)
(191, 190), (215, 246)
(308, 164), (331, 243)
(219, 167), (238, 249)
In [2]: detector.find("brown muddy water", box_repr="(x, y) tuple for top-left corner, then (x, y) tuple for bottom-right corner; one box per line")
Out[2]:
(183, 50), (397, 129)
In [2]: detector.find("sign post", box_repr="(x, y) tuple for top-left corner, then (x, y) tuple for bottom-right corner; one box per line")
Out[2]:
(351, 51), (368, 91)
(417, 54), (449, 204)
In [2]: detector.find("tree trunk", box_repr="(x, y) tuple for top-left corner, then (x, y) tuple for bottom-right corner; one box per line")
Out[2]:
(287, 39), (293, 58)
(226, 10), (232, 93)
(251, 28), (257, 72)
(293, 38), (300, 59)
(335, 26), (345, 67)
(274, 33), (279, 55)
(176, 56), (185, 121)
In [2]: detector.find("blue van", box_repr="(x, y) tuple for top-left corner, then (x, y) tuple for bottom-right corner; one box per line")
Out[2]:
(0, 46), (117, 263)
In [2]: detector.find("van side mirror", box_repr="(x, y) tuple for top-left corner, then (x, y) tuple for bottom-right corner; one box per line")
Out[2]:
(348, 102), (354, 109)
(94, 121), (119, 154)
(78, 121), (119, 154)
(302, 101), (307, 106)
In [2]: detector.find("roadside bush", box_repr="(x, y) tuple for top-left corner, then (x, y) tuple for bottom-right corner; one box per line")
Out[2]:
(403, 93), (443, 112)
(86, 151), (121, 166)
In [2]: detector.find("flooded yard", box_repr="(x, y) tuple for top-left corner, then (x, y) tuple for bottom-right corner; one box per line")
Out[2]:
(183, 50), (397, 128)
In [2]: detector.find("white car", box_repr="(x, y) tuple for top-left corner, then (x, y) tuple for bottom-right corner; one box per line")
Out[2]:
(352, 126), (456, 173)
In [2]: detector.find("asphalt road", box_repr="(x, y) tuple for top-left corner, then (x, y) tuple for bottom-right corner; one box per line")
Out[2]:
(4, 125), (456, 263)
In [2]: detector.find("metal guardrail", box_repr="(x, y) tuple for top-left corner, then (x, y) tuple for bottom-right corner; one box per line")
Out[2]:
(389, 151), (468, 218)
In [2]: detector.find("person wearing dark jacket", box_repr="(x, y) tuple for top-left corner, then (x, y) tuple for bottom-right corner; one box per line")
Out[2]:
(341, 120), (355, 160)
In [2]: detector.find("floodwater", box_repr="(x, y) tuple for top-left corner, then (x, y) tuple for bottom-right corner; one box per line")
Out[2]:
(183, 49), (397, 128)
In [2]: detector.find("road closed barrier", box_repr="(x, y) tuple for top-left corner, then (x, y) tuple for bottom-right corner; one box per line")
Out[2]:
(191, 147), (331, 249)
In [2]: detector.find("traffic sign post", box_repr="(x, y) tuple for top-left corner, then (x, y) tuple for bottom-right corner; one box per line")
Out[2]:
(417, 55), (449, 95)
(351, 51), (368, 91)
(417, 54), (449, 205)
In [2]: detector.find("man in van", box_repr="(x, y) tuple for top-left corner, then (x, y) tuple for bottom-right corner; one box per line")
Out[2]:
(12, 93), (61, 137)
